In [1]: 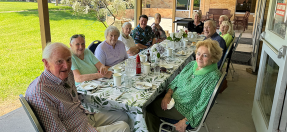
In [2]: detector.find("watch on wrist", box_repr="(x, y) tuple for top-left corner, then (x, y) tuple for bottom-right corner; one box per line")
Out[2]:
(185, 119), (190, 125)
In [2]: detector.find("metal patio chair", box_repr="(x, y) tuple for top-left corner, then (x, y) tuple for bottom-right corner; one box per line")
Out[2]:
(19, 94), (44, 132)
(226, 32), (243, 79)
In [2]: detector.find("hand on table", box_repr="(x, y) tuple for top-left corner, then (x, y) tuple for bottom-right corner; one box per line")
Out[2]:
(98, 66), (108, 75)
(127, 46), (139, 56)
(174, 119), (187, 132)
(103, 71), (112, 79)
(161, 95), (171, 110)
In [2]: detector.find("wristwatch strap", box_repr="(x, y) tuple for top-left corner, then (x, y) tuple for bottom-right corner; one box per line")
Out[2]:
(185, 119), (190, 125)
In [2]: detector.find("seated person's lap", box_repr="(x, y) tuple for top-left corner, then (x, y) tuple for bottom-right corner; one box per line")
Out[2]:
(87, 111), (129, 132)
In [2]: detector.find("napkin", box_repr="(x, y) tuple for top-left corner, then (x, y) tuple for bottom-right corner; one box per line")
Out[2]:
(167, 98), (175, 110)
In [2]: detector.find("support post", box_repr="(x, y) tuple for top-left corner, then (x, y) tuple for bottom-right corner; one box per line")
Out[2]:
(189, 0), (194, 18)
(134, 0), (142, 28)
(38, 0), (51, 50)
(172, 0), (176, 32)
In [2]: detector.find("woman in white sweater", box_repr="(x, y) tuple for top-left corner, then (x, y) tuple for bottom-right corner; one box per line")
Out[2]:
(118, 22), (140, 57)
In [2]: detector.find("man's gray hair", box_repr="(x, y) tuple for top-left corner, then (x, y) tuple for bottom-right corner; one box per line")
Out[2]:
(219, 15), (229, 21)
(122, 22), (132, 28)
(42, 42), (70, 61)
(205, 20), (216, 29)
(105, 26), (120, 39)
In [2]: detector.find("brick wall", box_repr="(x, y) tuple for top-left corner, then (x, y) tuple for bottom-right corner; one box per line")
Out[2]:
(146, 0), (173, 8)
(200, 0), (237, 20)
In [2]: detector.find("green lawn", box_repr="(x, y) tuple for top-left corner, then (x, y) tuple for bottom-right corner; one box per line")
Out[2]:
(0, 2), (72, 12)
(0, 2), (106, 105)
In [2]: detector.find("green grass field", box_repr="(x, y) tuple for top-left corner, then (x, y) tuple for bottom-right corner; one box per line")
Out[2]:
(0, 2), (106, 112)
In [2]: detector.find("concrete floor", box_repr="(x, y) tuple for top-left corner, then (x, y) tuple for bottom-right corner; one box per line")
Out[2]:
(202, 64), (257, 132)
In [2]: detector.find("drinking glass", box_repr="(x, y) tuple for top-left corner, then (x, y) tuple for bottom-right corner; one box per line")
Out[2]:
(154, 63), (160, 76)
(125, 59), (136, 76)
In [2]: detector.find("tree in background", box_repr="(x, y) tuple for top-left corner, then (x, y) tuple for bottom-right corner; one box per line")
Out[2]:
(62, 0), (134, 27)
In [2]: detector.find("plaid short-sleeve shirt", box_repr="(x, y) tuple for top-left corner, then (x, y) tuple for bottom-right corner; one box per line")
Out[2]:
(25, 70), (97, 132)
(130, 24), (155, 48)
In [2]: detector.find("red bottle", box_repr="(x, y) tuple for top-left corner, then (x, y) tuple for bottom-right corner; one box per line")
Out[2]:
(136, 54), (141, 74)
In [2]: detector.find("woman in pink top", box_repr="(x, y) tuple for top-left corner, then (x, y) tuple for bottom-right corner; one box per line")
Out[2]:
(95, 26), (128, 67)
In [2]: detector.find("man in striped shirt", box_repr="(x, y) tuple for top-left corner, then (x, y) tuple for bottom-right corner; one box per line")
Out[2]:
(25, 42), (130, 132)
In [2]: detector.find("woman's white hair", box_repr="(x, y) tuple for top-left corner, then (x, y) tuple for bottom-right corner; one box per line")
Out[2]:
(155, 13), (161, 18)
(193, 11), (202, 20)
(105, 26), (120, 39)
(122, 22), (132, 28)
(220, 21), (234, 35)
(42, 42), (70, 61)
(219, 15), (229, 21)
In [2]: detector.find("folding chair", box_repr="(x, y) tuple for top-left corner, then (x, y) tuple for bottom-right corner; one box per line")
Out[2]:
(19, 94), (44, 132)
(226, 32), (243, 78)
(219, 37), (235, 71)
(159, 72), (227, 132)
(88, 40), (102, 54)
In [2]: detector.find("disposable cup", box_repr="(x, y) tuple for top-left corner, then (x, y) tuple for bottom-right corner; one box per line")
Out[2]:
(143, 62), (151, 74)
(140, 55), (146, 62)
(113, 66), (122, 73)
(113, 73), (122, 86)
(167, 48), (172, 57)
(183, 39), (188, 47)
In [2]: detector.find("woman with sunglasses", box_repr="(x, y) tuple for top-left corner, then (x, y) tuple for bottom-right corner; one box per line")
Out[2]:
(95, 26), (128, 67)
(70, 34), (112, 86)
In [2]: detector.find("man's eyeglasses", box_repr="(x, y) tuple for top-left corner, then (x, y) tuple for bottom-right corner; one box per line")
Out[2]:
(70, 34), (85, 43)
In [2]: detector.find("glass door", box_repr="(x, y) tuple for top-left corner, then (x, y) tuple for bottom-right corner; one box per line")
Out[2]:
(251, 0), (269, 72)
(252, 0), (287, 131)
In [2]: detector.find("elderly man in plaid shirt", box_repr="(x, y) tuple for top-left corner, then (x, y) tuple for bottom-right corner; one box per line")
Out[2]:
(25, 42), (130, 132)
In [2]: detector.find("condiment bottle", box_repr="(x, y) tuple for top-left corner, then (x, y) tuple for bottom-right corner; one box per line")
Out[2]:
(136, 54), (141, 74)
(147, 50), (151, 63)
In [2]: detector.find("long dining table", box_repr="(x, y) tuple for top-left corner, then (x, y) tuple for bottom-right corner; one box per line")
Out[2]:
(76, 40), (198, 132)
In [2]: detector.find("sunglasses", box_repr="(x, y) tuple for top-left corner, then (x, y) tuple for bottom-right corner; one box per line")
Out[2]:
(70, 34), (85, 43)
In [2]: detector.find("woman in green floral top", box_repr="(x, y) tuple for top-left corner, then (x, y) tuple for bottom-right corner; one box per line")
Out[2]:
(146, 39), (223, 132)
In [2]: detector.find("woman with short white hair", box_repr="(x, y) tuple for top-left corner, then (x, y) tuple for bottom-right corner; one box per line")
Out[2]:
(95, 26), (128, 67)
(187, 11), (204, 34)
(118, 22), (140, 57)
(219, 21), (234, 47)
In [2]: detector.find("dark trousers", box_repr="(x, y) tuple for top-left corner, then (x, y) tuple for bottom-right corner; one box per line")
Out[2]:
(145, 95), (185, 132)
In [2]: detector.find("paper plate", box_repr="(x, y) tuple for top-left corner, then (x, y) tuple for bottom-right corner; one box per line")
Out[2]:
(81, 83), (98, 91)
(175, 52), (187, 56)
(160, 64), (173, 69)
(135, 82), (152, 90)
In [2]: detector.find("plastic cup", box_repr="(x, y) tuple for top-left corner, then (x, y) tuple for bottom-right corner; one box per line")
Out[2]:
(113, 66), (121, 73)
(183, 39), (188, 47)
(124, 75), (132, 88)
(143, 62), (151, 74)
(140, 55), (146, 62)
(113, 73), (122, 86)
(167, 48), (172, 57)
(154, 64), (160, 76)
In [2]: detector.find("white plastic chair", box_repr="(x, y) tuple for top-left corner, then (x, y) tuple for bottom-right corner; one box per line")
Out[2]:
(19, 94), (44, 132)
(159, 72), (227, 132)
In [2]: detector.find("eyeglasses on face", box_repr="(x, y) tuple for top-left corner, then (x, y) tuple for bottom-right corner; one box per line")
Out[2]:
(70, 34), (85, 43)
